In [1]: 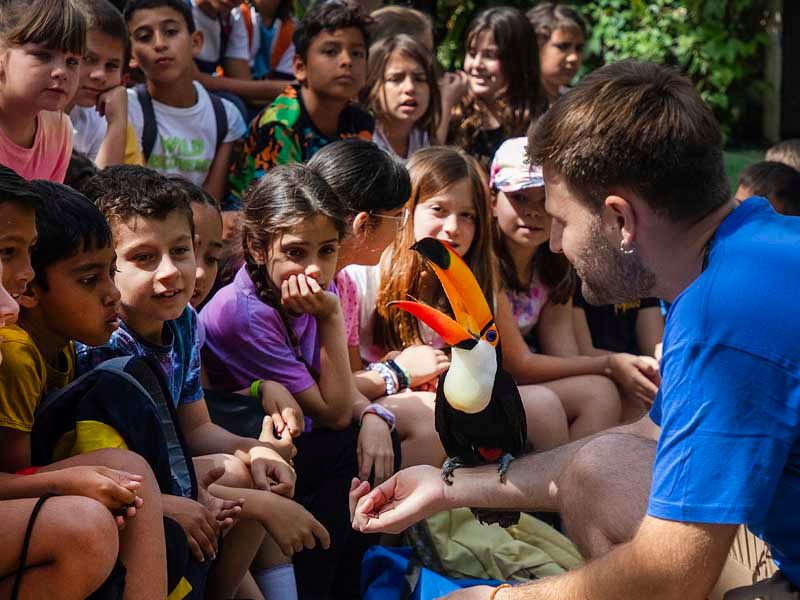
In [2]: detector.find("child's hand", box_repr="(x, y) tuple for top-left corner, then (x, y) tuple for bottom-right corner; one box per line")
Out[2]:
(258, 380), (305, 438)
(258, 415), (297, 463)
(608, 353), (660, 405)
(440, 70), (469, 107)
(162, 494), (220, 562)
(55, 465), (143, 512)
(281, 273), (339, 319)
(96, 85), (128, 126)
(258, 492), (331, 557)
(358, 413), (395, 486)
(248, 439), (297, 498)
(198, 466), (243, 534)
(394, 345), (450, 388)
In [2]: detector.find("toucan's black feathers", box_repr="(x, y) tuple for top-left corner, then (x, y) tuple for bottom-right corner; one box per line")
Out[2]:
(412, 237), (452, 269)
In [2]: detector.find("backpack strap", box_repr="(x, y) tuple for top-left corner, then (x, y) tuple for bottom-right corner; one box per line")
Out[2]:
(271, 18), (294, 72)
(135, 83), (157, 162)
(240, 2), (254, 52)
(208, 92), (229, 151)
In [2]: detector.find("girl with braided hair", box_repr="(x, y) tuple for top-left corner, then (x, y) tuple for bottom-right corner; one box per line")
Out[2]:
(200, 162), (395, 598)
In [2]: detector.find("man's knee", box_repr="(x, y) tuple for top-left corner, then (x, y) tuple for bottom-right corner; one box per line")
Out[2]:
(557, 433), (655, 550)
(59, 496), (119, 560)
(209, 454), (254, 489)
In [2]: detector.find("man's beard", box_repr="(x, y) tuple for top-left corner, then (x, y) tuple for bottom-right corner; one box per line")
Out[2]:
(575, 219), (657, 305)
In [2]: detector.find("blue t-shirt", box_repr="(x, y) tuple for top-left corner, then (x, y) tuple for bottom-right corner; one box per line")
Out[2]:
(76, 306), (204, 409)
(648, 198), (800, 583)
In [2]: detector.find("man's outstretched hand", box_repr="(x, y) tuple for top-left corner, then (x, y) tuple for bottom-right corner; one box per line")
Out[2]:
(349, 465), (448, 534)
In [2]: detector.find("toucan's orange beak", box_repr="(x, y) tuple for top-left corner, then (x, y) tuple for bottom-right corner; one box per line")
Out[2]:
(389, 300), (476, 349)
(389, 238), (494, 349)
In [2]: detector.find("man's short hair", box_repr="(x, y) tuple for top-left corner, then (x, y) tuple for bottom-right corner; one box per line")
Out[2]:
(765, 139), (800, 171)
(293, 1), (371, 61)
(528, 60), (729, 223)
(0, 166), (41, 212)
(739, 161), (800, 216)
(82, 166), (195, 237)
(123, 0), (195, 33)
(27, 181), (113, 290)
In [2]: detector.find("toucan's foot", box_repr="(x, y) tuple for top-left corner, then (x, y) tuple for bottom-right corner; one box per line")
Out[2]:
(498, 454), (515, 484)
(441, 457), (466, 486)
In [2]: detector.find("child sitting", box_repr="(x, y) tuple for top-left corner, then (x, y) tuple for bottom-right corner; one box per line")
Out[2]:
(736, 160), (800, 216)
(344, 146), (570, 466)
(67, 0), (145, 168)
(363, 35), (439, 162)
(189, 0), (293, 111)
(123, 0), (247, 201)
(0, 169), (168, 598)
(0, 0), (85, 182)
(527, 2), (587, 105)
(80, 165), (328, 599)
(443, 7), (547, 169)
(489, 137), (654, 424)
(201, 163), (384, 598)
(226, 0), (374, 211)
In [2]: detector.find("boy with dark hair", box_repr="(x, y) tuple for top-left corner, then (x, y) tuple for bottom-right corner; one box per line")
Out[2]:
(122, 0), (247, 201)
(736, 160), (800, 216)
(0, 172), (169, 599)
(66, 0), (144, 168)
(226, 0), (374, 212)
(82, 164), (330, 599)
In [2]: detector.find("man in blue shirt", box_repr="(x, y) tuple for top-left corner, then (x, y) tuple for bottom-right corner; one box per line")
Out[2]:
(348, 60), (800, 600)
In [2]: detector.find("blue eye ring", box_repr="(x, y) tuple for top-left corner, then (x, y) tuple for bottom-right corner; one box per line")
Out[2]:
(486, 330), (498, 343)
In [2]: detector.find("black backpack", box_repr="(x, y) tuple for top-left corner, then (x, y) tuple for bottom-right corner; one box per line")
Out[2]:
(135, 84), (229, 164)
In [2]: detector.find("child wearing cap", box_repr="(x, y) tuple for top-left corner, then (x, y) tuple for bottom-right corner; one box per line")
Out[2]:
(490, 137), (661, 428)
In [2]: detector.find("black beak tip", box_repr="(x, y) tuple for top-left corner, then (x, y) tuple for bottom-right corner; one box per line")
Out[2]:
(411, 238), (452, 269)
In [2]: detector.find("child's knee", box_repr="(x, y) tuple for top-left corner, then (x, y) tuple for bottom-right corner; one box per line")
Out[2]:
(58, 496), (119, 561)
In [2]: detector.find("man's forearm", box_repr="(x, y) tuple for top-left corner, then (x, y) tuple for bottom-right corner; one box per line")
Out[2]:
(443, 416), (657, 513)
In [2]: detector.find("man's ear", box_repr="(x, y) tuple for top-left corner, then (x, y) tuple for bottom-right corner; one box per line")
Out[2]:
(604, 194), (637, 248)
(191, 30), (204, 58)
(292, 53), (307, 84)
(351, 211), (371, 242)
(18, 283), (40, 310)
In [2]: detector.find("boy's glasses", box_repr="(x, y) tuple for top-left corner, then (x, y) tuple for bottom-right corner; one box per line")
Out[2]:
(373, 209), (409, 229)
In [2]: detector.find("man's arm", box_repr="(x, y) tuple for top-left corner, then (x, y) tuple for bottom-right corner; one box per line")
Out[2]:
(351, 415), (659, 535)
(490, 517), (736, 600)
(446, 517), (736, 600)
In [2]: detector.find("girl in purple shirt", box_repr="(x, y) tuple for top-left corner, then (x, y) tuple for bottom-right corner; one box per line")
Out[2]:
(201, 163), (393, 598)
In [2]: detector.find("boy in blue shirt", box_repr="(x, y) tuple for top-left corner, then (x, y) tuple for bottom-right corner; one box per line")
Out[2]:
(80, 165), (329, 598)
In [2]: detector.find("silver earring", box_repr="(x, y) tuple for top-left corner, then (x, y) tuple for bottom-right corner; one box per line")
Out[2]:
(620, 240), (635, 255)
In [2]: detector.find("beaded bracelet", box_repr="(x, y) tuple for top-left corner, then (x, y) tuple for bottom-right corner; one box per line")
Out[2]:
(385, 359), (410, 390)
(359, 403), (397, 432)
(367, 362), (398, 395)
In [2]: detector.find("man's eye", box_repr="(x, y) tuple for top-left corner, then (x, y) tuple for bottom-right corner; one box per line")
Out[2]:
(79, 276), (98, 286)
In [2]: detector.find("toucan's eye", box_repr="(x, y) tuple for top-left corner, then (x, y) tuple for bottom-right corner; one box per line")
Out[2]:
(485, 329), (498, 344)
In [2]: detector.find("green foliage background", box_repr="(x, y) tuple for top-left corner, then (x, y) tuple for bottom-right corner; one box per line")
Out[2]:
(433, 0), (773, 143)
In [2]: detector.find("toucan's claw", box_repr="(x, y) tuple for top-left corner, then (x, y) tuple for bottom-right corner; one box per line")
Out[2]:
(498, 453), (515, 484)
(442, 457), (466, 486)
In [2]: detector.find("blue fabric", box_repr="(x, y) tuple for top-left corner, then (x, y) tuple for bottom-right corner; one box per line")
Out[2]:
(648, 198), (800, 584)
(361, 546), (503, 600)
(77, 306), (204, 409)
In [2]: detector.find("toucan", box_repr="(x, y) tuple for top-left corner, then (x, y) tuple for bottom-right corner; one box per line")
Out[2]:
(391, 237), (527, 527)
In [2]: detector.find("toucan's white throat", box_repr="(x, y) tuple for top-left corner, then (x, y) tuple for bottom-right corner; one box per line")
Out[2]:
(443, 340), (497, 414)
